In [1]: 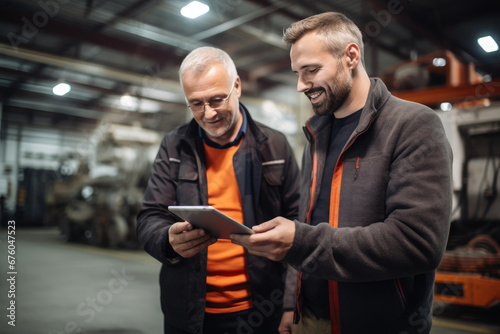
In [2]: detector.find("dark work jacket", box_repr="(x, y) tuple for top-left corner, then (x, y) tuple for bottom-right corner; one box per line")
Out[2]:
(137, 104), (300, 333)
(283, 78), (453, 334)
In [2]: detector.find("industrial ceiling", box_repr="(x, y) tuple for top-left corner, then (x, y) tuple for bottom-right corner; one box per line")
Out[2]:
(1, 0), (499, 134)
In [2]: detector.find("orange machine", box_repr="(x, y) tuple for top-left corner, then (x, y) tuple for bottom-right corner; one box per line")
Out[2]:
(434, 235), (500, 308)
(380, 50), (500, 108)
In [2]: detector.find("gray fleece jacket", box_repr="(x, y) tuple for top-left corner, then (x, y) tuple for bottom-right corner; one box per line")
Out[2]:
(283, 78), (453, 334)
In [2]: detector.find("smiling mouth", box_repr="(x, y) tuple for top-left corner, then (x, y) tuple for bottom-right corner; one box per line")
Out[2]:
(307, 90), (324, 102)
(204, 119), (223, 125)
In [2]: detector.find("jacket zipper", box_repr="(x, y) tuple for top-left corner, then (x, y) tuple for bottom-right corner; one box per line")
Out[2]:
(330, 117), (376, 334)
(396, 278), (407, 305)
(354, 156), (360, 180)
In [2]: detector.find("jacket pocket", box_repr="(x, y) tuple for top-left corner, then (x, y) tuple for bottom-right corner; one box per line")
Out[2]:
(339, 279), (406, 331)
(259, 160), (285, 218)
(177, 153), (199, 204)
(178, 163), (198, 181)
(262, 160), (284, 185)
(179, 149), (198, 181)
(167, 157), (180, 185)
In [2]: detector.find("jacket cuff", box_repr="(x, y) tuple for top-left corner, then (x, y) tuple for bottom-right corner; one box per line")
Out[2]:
(282, 265), (298, 311)
(161, 225), (181, 263)
(281, 220), (306, 266)
(165, 256), (181, 264)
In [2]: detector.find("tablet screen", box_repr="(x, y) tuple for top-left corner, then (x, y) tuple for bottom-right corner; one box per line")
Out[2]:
(168, 206), (254, 239)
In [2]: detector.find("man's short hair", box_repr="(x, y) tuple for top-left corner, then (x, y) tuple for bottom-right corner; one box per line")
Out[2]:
(179, 47), (238, 87)
(283, 12), (364, 61)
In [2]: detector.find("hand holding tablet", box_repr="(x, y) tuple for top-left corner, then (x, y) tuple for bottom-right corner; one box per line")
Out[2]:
(168, 206), (255, 239)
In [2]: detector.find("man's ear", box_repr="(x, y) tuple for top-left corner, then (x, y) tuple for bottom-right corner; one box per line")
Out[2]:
(345, 43), (361, 70)
(235, 76), (242, 98)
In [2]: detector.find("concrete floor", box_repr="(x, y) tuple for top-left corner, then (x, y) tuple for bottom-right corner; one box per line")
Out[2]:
(0, 228), (499, 334)
(0, 228), (163, 334)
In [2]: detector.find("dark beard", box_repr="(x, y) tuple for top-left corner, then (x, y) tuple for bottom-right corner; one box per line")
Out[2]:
(311, 83), (351, 116)
(311, 64), (352, 116)
(326, 82), (351, 115)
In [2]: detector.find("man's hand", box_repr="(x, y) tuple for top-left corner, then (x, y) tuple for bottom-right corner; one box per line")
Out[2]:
(278, 311), (294, 334)
(230, 217), (295, 261)
(169, 222), (217, 258)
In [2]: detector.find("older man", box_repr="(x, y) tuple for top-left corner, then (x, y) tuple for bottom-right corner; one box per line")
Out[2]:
(137, 47), (300, 334)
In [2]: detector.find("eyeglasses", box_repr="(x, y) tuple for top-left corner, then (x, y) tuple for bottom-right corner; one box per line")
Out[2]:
(186, 83), (235, 113)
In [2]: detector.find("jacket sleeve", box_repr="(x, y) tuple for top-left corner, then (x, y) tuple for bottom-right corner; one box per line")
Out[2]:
(283, 107), (453, 282)
(136, 135), (180, 264)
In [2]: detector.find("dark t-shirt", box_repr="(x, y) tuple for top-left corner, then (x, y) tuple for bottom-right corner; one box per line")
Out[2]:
(302, 108), (362, 319)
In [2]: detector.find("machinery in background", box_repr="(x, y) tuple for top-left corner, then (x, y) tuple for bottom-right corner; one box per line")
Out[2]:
(44, 153), (90, 231)
(434, 118), (500, 309)
(380, 50), (500, 309)
(45, 122), (160, 248)
(380, 50), (499, 110)
(15, 167), (64, 227)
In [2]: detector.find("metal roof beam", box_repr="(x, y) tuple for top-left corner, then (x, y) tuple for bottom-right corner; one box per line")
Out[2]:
(0, 43), (184, 99)
(190, 1), (288, 41)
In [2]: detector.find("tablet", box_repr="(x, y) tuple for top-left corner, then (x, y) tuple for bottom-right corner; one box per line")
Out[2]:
(168, 205), (254, 239)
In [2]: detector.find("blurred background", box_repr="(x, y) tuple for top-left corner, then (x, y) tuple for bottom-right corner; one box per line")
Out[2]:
(0, 0), (500, 333)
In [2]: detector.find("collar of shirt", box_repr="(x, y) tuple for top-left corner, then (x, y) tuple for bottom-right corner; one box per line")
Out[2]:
(199, 104), (248, 149)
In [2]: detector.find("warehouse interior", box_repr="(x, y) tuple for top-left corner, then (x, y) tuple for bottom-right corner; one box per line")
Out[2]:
(1, 0), (500, 333)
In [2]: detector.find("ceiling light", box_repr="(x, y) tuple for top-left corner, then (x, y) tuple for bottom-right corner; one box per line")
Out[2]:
(432, 58), (446, 67)
(440, 102), (452, 111)
(181, 1), (209, 19)
(52, 83), (71, 96)
(120, 93), (135, 107)
(477, 36), (499, 53)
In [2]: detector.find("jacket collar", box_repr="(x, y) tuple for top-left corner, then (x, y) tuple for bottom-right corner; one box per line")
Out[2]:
(303, 77), (391, 141)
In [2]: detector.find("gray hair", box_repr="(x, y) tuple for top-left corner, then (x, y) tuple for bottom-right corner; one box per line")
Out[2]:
(179, 47), (238, 87)
(283, 12), (364, 61)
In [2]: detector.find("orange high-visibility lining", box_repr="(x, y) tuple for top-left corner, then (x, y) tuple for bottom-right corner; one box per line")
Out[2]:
(328, 160), (343, 333)
(203, 142), (252, 313)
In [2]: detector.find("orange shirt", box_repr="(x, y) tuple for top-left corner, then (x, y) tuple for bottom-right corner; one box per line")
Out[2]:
(203, 141), (252, 314)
